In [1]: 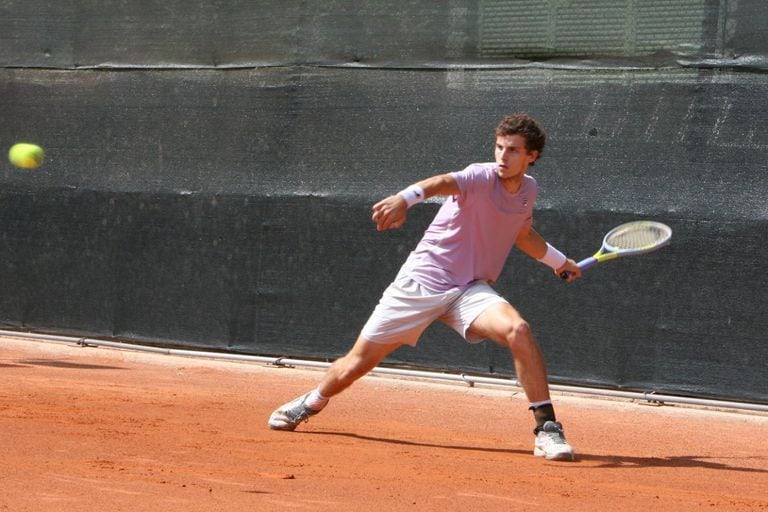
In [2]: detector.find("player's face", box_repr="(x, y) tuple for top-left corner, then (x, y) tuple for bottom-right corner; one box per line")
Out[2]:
(494, 135), (538, 180)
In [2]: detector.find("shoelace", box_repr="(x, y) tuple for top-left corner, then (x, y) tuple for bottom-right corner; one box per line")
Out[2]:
(284, 402), (313, 423)
(547, 433), (567, 445)
(541, 429), (568, 445)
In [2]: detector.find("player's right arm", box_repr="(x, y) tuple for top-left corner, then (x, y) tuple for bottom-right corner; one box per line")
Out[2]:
(371, 173), (459, 231)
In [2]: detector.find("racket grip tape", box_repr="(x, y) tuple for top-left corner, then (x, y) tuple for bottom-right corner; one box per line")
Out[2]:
(560, 257), (598, 279)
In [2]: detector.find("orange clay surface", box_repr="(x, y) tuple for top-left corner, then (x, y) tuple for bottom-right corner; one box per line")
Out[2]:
(1, 335), (767, 512)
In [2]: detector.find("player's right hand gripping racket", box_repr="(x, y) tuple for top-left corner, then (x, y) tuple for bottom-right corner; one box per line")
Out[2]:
(561, 220), (672, 279)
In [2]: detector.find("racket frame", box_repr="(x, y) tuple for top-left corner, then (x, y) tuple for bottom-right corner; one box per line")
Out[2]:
(577, 220), (672, 270)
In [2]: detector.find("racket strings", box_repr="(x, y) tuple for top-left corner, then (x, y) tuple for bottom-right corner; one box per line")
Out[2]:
(606, 225), (668, 250)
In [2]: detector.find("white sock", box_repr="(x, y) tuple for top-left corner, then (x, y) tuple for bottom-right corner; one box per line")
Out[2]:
(305, 388), (329, 411)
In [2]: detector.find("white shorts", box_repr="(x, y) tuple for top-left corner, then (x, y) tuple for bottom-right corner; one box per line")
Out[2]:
(360, 273), (508, 346)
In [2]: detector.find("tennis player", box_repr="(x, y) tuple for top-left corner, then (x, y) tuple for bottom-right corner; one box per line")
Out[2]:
(268, 113), (581, 461)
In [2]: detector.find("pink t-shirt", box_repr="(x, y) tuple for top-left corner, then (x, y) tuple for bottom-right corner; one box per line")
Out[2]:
(403, 163), (538, 292)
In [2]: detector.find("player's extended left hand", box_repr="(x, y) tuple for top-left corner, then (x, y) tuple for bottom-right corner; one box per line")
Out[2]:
(372, 195), (408, 231)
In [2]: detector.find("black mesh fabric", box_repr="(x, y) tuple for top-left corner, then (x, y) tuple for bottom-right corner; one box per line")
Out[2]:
(1, 1), (766, 403)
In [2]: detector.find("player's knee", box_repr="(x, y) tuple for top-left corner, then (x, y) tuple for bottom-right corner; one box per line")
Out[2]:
(504, 319), (533, 352)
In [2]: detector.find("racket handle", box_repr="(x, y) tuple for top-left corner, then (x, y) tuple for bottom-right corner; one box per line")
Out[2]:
(560, 257), (598, 279)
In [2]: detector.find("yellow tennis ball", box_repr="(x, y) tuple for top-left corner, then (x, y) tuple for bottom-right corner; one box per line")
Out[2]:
(8, 143), (45, 169)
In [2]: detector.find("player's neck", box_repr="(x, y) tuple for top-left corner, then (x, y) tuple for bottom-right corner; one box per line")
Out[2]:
(500, 174), (524, 194)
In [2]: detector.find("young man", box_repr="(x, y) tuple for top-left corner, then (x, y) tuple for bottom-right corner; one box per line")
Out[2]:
(268, 113), (582, 461)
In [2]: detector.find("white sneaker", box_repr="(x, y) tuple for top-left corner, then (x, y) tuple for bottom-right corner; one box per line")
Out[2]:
(268, 392), (320, 431)
(533, 421), (575, 461)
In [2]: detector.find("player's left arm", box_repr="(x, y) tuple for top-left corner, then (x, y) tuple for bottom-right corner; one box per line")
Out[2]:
(516, 226), (581, 281)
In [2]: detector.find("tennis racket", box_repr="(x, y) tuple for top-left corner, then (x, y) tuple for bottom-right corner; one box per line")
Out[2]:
(561, 220), (672, 279)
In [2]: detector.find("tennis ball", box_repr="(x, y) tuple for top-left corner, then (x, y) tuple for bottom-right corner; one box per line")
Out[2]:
(8, 142), (45, 169)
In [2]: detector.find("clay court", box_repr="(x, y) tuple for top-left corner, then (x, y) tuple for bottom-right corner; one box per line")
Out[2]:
(1, 335), (766, 511)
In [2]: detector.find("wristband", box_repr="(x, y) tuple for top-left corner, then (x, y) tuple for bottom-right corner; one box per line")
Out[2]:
(398, 184), (425, 208)
(537, 243), (567, 270)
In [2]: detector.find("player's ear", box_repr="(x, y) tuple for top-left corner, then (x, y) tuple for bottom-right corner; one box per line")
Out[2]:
(527, 150), (540, 165)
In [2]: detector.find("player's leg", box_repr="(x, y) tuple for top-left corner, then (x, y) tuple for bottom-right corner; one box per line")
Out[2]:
(468, 301), (575, 461)
(268, 272), (453, 432)
(469, 302), (550, 403)
(267, 335), (401, 431)
(318, 335), (403, 397)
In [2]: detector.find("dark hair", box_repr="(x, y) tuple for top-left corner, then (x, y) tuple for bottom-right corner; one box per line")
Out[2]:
(495, 114), (546, 161)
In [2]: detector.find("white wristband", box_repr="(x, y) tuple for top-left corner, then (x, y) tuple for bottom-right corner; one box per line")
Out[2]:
(538, 243), (567, 270)
(398, 184), (425, 208)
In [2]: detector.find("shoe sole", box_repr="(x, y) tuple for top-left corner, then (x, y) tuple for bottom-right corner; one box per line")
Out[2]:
(533, 447), (576, 461)
(268, 416), (299, 431)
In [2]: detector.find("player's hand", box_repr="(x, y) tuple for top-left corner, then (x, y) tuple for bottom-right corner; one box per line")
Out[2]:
(557, 259), (581, 282)
(371, 195), (408, 231)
